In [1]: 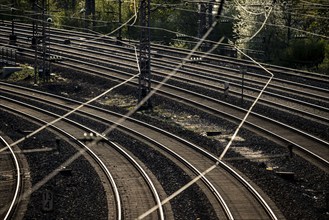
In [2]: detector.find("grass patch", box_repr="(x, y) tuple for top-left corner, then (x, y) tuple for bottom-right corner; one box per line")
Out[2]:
(7, 64), (34, 82)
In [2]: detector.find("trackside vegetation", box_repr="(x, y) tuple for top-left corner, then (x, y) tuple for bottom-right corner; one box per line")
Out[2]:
(0, 0), (328, 74)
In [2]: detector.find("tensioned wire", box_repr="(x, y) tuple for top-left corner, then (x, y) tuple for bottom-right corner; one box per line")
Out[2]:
(0, 1), (299, 219)
(137, 4), (276, 218)
(0, 11), (228, 218)
(1, 5), (328, 40)
(0, 11), (268, 56)
(0, 0), (221, 212)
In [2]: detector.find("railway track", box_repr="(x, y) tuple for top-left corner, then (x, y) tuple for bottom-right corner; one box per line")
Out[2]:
(0, 94), (172, 219)
(3, 21), (327, 83)
(2, 24), (328, 131)
(1, 103), (120, 219)
(0, 136), (22, 220)
(3, 36), (328, 172)
(2, 23), (328, 112)
(1, 21), (329, 219)
(0, 82), (282, 219)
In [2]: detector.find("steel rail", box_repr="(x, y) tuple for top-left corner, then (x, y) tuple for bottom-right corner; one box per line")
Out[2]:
(65, 36), (329, 98)
(2, 27), (327, 116)
(0, 24), (328, 166)
(0, 100), (122, 220)
(0, 16), (324, 219)
(1, 83), (283, 219)
(5, 20), (326, 83)
(0, 93), (229, 219)
(1, 24), (326, 108)
(2, 44), (328, 169)
(0, 95), (165, 220)
(1, 87), (275, 220)
(50, 39), (329, 106)
(6, 77), (329, 172)
(108, 142), (165, 220)
(48, 31), (329, 93)
(2, 38), (328, 127)
(1, 21), (328, 89)
(1, 136), (21, 220)
(52, 60), (329, 167)
(148, 40), (329, 83)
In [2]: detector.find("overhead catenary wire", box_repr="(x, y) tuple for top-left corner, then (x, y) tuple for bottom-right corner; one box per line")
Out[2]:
(168, 3), (329, 21)
(134, 5), (278, 217)
(77, 0), (138, 46)
(0, 16), (265, 56)
(234, 0), (267, 16)
(299, 0), (329, 7)
(246, 6), (273, 42)
(0, 1), (137, 34)
(1, 2), (328, 41)
(137, 36), (276, 219)
(0, 1), (323, 218)
(1, 10), (226, 215)
(0, 0), (141, 155)
(0, 1), (142, 61)
(2, 0), (329, 22)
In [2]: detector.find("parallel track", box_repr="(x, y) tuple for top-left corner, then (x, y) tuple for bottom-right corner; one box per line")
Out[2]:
(1, 20), (328, 219)
(0, 83), (281, 219)
(3, 20), (328, 83)
(1, 25), (328, 170)
(1, 24), (328, 129)
(4, 39), (329, 171)
(0, 136), (21, 220)
(0, 96), (168, 219)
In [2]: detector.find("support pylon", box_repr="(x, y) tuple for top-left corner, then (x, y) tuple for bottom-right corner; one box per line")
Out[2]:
(138, 0), (152, 110)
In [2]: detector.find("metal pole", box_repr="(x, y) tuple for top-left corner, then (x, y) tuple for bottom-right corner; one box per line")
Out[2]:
(33, 0), (38, 85)
(46, 0), (51, 82)
(84, 11), (86, 30)
(197, 3), (201, 39)
(42, 0), (46, 82)
(10, 0), (16, 45)
(85, 0), (95, 30)
(241, 67), (245, 105)
(85, 0), (89, 30)
(138, 0), (152, 110)
(118, 0), (122, 42)
(284, 0), (292, 45)
(47, 16), (52, 82)
(11, 0), (14, 36)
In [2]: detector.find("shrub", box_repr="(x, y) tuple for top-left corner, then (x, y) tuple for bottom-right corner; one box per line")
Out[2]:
(279, 38), (325, 70)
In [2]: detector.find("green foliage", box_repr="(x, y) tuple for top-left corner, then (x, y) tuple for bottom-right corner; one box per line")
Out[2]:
(7, 65), (34, 82)
(171, 40), (190, 49)
(278, 38), (326, 69)
(318, 42), (329, 75)
(1, 0), (329, 74)
(148, 3), (198, 45)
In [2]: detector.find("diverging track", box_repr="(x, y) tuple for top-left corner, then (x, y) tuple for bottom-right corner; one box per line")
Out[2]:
(0, 82), (282, 219)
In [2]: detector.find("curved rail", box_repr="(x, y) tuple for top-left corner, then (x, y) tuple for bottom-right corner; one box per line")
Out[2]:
(1, 25), (328, 123)
(0, 88), (228, 220)
(1, 27), (328, 127)
(1, 37), (329, 164)
(3, 38), (327, 130)
(15, 49), (329, 165)
(108, 142), (165, 220)
(0, 103), (122, 220)
(0, 96), (165, 220)
(1, 22), (328, 92)
(3, 20), (328, 84)
(1, 84), (280, 219)
(1, 49), (328, 168)
(0, 136), (21, 220)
